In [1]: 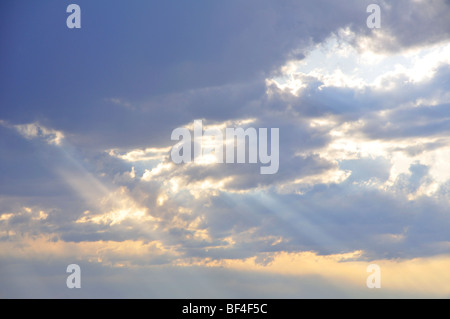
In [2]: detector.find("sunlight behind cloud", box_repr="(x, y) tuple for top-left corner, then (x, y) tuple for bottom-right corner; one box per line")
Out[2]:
(269, 29), (450, 93)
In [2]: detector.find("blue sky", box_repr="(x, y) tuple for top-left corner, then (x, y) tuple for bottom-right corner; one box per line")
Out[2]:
(1, 0), (450, 298)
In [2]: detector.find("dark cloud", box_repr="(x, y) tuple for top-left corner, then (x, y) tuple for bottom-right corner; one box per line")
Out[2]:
(0, 0), (367, 149)
(353, 0), (450, 52)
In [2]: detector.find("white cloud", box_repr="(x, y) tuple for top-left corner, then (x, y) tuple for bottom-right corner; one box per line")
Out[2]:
(3, 122), (65, 145)
(269, 30), (450, 93)
(108, 147), (171, 162)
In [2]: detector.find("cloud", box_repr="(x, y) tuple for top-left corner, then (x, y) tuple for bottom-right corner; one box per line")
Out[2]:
(11, 122), (64, 145)
(353, 0), (450, 53)
(1, 0), (450, 298)
(1, 242), (450, 298)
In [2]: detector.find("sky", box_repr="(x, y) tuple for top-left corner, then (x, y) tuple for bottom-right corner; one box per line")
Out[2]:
(1, 0), (450, 298)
